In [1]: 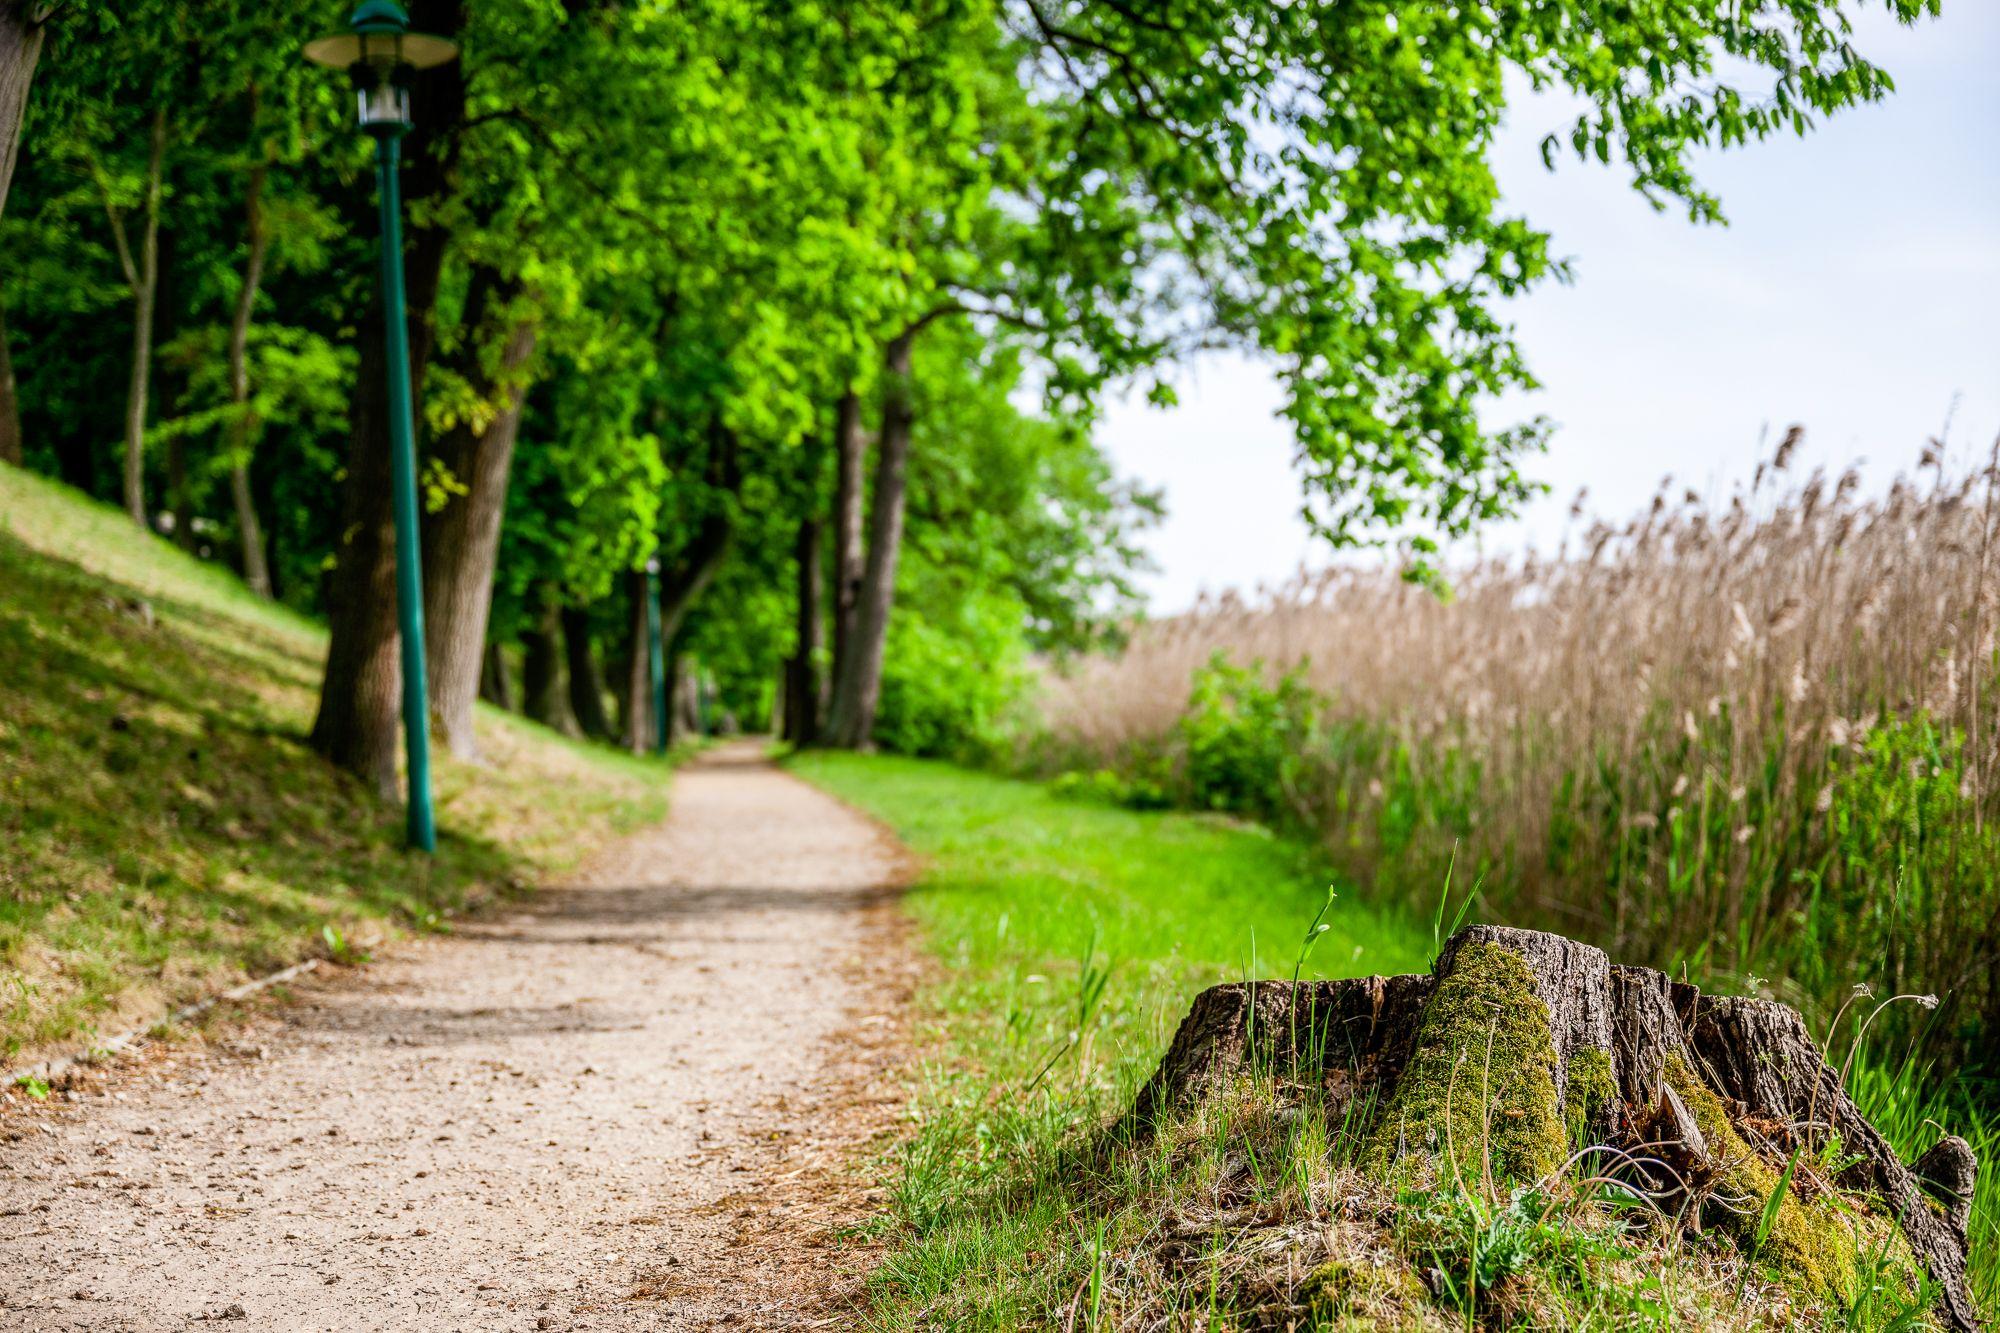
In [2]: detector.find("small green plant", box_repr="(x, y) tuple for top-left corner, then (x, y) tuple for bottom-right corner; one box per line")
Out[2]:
(1428, 847), (1481, 963)
(1747, 1142), (1803, 1276)
(319, 924), (372, 966)
(13, 1073), (50, 1099)
(1291, 884), (1339, 986)
(1836, 1233), (1936, 1332)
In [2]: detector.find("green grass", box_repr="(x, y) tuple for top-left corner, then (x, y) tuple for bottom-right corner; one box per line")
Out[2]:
(794, 750), (1998, 1329)
(0, 464), (668, 1069)
(790, 751), (1432, 1326)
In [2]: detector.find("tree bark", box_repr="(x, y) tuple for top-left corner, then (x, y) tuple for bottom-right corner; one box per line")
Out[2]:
(226, 147), (271, 596)
(828, 387), (866, 704)
(310, 0), (465, 793)
(561, 604), (612, 741)
(104, 108), (166, 529)
(662, 651), (683, 747)
(1133, 925), (1982, 1331)
(0, 1), (48, 223)
(621, 566), (651, 755)
(478, 639), (511, 710)
(0, 292), (21, 466)
(825, 333), (915, 748)
(310, 287), (406, 793)
(783, 514), (822, 744)
(421, 273), (537, 760)
(660, 514), (731, 646)
(520, 589), (575, 734)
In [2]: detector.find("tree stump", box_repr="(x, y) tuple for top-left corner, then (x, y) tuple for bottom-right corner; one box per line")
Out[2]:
(1132, 925), (1981, 1330)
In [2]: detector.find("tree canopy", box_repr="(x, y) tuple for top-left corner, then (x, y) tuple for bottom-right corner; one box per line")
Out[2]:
(0, 0), (1939, 767)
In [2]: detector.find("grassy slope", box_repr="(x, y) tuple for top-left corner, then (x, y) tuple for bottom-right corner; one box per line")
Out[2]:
(795, 751), (1997, 1328)
(790, 751), (1434, 1325)
(0, 465), (667, 1069)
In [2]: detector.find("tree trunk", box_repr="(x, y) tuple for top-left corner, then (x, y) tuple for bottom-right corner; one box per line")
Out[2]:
(828, 387), (866, 703)
(478, 640), (511, 710)
(1134, 925), (1982, 1331)
(421, 280), (537, 760)
(783, 514), (822, 744)
(111, 108), (166, 529)
(310, 0), (465, 792)
(227, 150), (271, 596)
(0, 292), (20, 466)
(0, 1), (48, 223)
(621, 566), (651, 755)
(561, 605), (612, 741)
(662, 652), (683, 747)
(520, 590), (574, 734)
(310, 288), (405, 794)
(675, 656), (703, 739)
(825, 334), (915, 748)
(165, 434), (194, 550)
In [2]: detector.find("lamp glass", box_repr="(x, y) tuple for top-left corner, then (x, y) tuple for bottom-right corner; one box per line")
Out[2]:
(357, 79), (412, 128)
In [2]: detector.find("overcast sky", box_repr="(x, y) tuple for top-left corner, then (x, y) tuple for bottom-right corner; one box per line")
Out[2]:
(1096, 6), (2000, 611)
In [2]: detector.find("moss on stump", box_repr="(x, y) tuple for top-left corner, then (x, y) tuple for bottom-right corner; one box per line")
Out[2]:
(1364, 941), (1569, 1185)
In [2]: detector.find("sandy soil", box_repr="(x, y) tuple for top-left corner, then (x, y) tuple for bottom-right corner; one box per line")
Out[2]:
(0, 743), (915, 1331)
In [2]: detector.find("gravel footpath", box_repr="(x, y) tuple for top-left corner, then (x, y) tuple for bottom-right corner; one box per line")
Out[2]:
(0, 742), (912, 1331)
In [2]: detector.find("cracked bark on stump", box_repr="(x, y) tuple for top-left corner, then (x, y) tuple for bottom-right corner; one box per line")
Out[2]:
(1133, 925), (1981, 1329)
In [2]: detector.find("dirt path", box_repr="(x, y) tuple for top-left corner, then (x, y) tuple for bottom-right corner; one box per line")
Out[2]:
(0, 743), (913, 1331)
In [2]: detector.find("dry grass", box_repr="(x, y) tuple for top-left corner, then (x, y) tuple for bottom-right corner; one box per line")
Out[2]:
(1036, 430), (2000, 1061)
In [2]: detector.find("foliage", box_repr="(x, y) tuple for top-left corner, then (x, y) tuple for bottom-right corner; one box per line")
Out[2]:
(1174, 655), (1322, 820)
(2, 0), (1941, 740)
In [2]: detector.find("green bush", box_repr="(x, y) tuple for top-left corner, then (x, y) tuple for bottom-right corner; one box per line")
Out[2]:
(1173, 654), (1321, 820)
(873, 586), (1028, 762)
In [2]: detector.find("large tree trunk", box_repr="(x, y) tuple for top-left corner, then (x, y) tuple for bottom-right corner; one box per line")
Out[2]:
(422, 273), (537, 760)
(0, 293), (20, 466)
(108, 108), (166, 529)
(621, 566), (651, 755)
(310, 0), (465, 793)
(660, 515), (731, 646)
(828, 388), (866, 703)
(310, 292), (406, 793)
(0, 1), (48, 223)
(478, 640), (512, 710)
(825, 334), (915, 748)
(1135, 925), (1982, 1331)
(520, 589), (574, 734)
(783, 513), (822, 745)
(561, 605), (612, 741)
(226, 149), (271, 596)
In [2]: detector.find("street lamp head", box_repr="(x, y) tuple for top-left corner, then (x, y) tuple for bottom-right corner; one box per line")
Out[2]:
(305, 1), (458, 134)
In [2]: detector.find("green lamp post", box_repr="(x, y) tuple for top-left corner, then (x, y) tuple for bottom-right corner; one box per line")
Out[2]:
(306, 2), (457, 852)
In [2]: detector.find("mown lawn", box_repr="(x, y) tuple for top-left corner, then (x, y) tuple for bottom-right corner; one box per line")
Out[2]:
(790, 751), (1433, 1326)
(0, 465), (669, 1072)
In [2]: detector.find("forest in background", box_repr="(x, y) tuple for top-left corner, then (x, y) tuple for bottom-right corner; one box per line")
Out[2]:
(0, 0), (1934, 786)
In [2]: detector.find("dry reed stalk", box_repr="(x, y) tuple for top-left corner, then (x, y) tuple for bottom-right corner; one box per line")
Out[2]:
(1034, 434), (2000, 1067)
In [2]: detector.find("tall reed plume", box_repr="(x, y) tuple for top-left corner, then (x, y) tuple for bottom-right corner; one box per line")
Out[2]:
(1036, 429), (2000, 1071)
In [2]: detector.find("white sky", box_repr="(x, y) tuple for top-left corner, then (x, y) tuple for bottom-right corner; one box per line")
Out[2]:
(1097, 6), (2000, 611)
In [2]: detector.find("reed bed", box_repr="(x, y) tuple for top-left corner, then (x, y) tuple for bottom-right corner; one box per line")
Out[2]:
(1035, 431), (2000, 1077)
